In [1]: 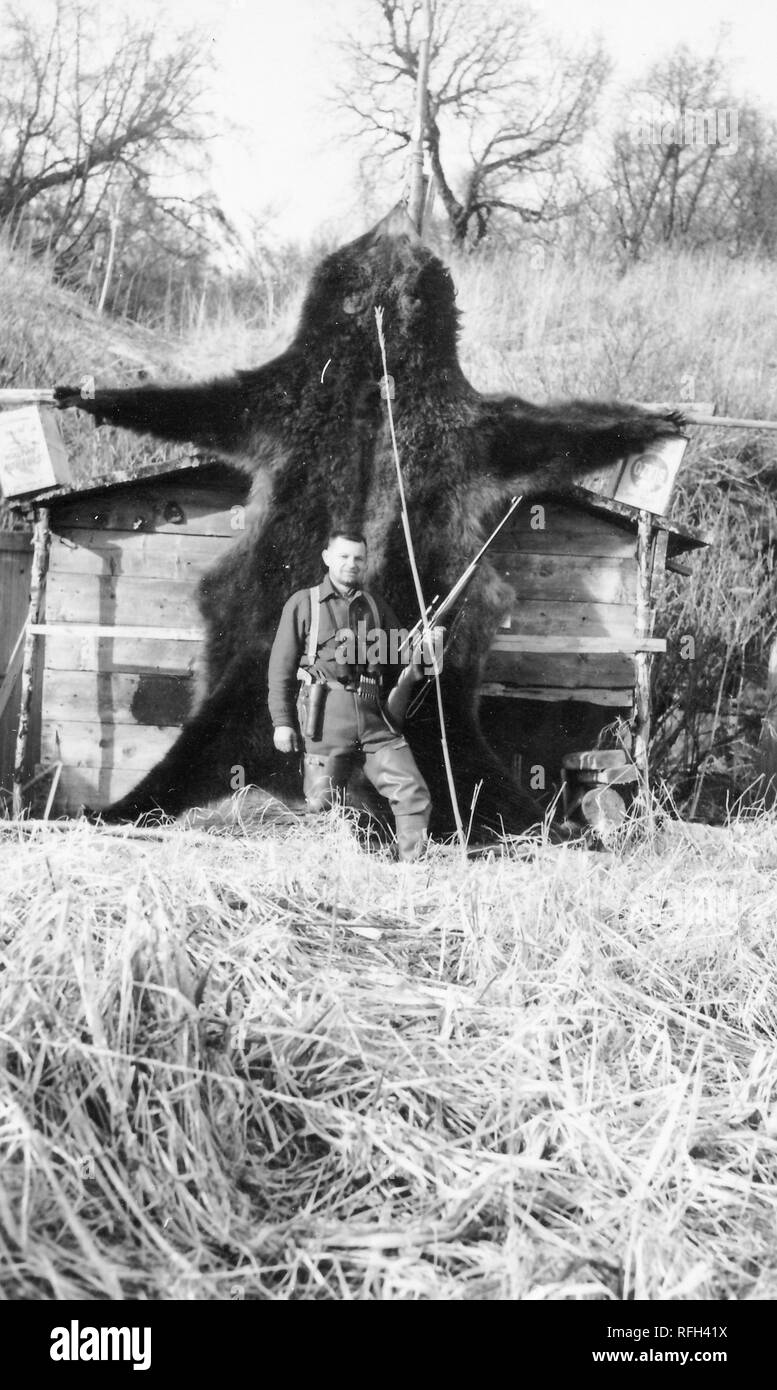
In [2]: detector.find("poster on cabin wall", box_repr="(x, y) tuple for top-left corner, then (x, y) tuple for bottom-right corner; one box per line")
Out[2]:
(614, 436), (689, 515)
(578, 435), (689, 517)
(0, 406), (71, 498)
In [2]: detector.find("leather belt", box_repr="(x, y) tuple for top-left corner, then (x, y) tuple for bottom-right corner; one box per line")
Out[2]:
(324, 678), (360, 692)
(299, 668), (377, 695)
(299, 675), (360, 693)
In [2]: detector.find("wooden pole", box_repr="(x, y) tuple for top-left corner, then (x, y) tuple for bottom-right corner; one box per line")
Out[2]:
(3, 399), (777, 429)
(97, 191), (122, 316)
(683, 413), (777, 431)
(12, 507), (50, 817)
(407, 0), (433, 235)
(632, 510), (653, 776)
(757, 637), (777, 808)
(0, 389), (56, 404)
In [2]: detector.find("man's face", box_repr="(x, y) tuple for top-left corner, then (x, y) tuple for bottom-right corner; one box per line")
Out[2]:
(323, 538), (367, 592)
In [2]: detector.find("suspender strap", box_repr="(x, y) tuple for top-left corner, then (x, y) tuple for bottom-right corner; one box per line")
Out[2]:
(305, 585), (321, 665)
(304, 585), (381, 668)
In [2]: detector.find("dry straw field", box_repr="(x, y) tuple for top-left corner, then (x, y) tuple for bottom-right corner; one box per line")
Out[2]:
(2, 238), (777, 1300)
(2, 807), (777, 1301)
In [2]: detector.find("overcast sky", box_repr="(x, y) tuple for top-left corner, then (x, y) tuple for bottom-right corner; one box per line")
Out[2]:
(131, 0), (777, 244)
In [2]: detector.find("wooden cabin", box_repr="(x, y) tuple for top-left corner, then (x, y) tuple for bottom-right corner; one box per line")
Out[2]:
(1, 444), (710, 822)
(478, 485), (710, 812)
(1, 462), (246, 815)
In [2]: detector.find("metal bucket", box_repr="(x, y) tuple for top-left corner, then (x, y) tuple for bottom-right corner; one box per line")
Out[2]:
(561, 749), (640, 834)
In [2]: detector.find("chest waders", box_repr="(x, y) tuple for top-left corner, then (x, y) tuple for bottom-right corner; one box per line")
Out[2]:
(295, 585), (431, 861)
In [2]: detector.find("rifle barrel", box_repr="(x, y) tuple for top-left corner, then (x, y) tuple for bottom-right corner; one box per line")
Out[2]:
(428, 495), (523, 626)
(397, 596), (439, 658)
(398, 495), (523, 658)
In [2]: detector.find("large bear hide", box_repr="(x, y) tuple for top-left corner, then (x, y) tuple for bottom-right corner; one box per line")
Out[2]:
(55, 206), (684, 835)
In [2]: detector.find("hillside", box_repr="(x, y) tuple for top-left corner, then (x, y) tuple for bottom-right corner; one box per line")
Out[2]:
(0, 241), (294, 492)
(454, 248), (777, 423)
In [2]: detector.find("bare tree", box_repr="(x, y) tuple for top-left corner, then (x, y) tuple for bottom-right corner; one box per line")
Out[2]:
(606, 47), (740, 261)
(335, 0), (609, 246)
(0, 0), (222, 313)
(724, 105), (777, 258)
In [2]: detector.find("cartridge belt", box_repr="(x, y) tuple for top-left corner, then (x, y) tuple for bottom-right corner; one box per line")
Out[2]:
(322, 677), (361, 693)
(301, 676), (380, 696)
(298, 671), (355, 692)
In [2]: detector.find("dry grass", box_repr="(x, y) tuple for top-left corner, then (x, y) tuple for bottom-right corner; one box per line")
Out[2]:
(2, 809), (777, 1302)
(453, 247), (777, 418)
(651, 465), (777, 815)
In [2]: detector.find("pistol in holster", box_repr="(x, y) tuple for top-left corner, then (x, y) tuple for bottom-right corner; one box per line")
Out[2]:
(297, 666), (327, 743)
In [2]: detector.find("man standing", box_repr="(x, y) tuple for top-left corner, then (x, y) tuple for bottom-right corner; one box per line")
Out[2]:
(268, 529), (433, 861)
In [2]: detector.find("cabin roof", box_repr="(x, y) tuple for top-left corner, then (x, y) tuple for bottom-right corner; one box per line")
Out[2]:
(9, 462), (712, 555)
(7, 457), (244, 512)
(566, 486), (713, 556)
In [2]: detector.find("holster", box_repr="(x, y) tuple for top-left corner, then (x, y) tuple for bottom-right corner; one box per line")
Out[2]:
(298, 679), (327, 743)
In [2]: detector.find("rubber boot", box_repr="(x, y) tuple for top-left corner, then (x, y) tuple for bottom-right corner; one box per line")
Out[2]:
(394, 810), (430, 862)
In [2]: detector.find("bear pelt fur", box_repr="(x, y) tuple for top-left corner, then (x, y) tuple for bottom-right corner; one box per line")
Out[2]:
(56, 204), (684, 837)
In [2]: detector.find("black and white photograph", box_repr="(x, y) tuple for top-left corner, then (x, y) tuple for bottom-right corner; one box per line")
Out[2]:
(0, 0), (775, 1331)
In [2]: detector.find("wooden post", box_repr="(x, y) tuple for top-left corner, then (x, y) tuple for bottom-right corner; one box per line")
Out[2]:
(12, 507), (50, 817)
(97, 193), (121, 316)
(683, 413), (777, 430)
(407, 0), (432, 235)
(0, 389), (56, 404)
(632, 510), (653, 776)
(757, 637), (777, 807)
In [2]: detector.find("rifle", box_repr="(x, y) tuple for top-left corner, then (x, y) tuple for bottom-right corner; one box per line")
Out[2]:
(387, 495), (523, 726)
(396, 494), (523, 667)
(396, 494), (523, 664)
